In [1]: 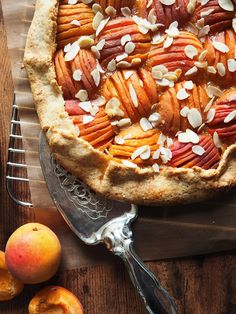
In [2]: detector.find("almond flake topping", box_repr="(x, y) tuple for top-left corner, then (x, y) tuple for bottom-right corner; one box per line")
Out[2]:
(153, 149), (161, 159)
(64, 43), (71, 53)
(200, 8), (214, 17)
(204, 96), (215, 112)
(159, 0), (175, 5)
(198, 25), (210, 37)
(105, 97), (124, 117)
(75, 89), (88, 101)
(121, 7), (131, 17)
(71, 20), (81, 26)
(177, 88), (190, 100)
(200, 0), (210, 4)
(121, 34), (131, 46)
(152, 163), (160, 173)
(212, 41), (229, 53)
(122, 160), (137, 168)
(91, 46), (100, 58)
(68, 0), (77, 4)
(117, 118), (131, 128)
(117, 61), (131, 69)
(163, 36), (173, 48)
(96, 39), (106, 50)
(206, 85), (223, 98)
(184, 45), (198, 59)
(218, 0), (234, 11)
(82, 0), (93, 4)
(91, 69), (100, 87)
(129, 84), (139, 107)
(187, 108), (202, 128)
(206, 108), (216, 123)
(157, 133), (167, 145)
(180, 106), (190, 117)
(224, 110), (236, 123)
(152, 69), (162, 79)
(83, 115), (94, 124)
(131, 145), (149, 160)
(140, 117), (153, 131)
(194, 61), (208, 69)
(64, 42), (80, 61)
(140, 146), (151, 160)
(192, 145), (205, 156)
(184, 80), (194, 90)
(185, 66), (198, 75)
(167, 137), (174, 147)
(92, 3), (102, 13)
(165, 22), (180, 37)
(160, 147), (172, 163)
(178, 129), (199, 144)
(216, 62), (226, 76)
(148, 9), (157, 24)
(233, 18), (236, 32)
(73, 69), (82, 81)
(79, 101), (92, 112)
(187, 1), (196, 14)
(198, 50), (208, 61)
(96, 17), (110, 36)
(91, 96), (106, 107)
(227, 59), (236, 72)
(107, 59), (116, 72)
(114, 135), (125, 144)
(213, 131), (222, 148)
(125, 42), (135, 54)
(207, 66), (217, 74)
(105, 6), (117, 17)
(93, 12), (104, 30)
(116, 53), (128, 62)
(148, 113), (160, 122)
(124, 71), (133, 80)
(78, 36), (94, 48)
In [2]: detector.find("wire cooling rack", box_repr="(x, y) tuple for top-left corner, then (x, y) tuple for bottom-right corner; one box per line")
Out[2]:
(6, 95), (32, 207)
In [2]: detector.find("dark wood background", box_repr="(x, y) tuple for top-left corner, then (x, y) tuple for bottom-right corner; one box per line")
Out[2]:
(1, 2), (236, 313)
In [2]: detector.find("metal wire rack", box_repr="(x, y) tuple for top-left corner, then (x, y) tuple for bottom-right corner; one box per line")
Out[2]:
(6, 95), (32, 207)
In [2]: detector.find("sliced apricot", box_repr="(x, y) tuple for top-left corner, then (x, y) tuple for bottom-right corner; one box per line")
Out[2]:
(57, 3), (94, 48)
(100, 68), (158, 122)
(157, 82), (210, 136)
(205, 30), (236, 86)
(94, 0), (135, 12)
(55, 49), (100, 99)
(169, 134), (220, 169)
(65, 101), (115, 151)
(207, 89), (236, 142)
(28, 286), (83, 314)
(108, 123), (161, 165)
(193, 0), (235, 34)
(0, 251), (24, 301)
(95, 17), (151, 68)
(147, 31), (203, 79)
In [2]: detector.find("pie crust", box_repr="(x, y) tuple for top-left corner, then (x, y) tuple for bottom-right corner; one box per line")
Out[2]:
(24, 0), (236, 205)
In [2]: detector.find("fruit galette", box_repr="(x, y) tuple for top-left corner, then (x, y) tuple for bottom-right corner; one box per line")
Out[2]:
(24, 0), (236, 204)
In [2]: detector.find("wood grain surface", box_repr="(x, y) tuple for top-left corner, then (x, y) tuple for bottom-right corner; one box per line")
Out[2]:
(1, 2), (236, 313)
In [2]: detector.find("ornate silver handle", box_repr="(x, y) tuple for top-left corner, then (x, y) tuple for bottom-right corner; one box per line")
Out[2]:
(103, 223), (178, 314)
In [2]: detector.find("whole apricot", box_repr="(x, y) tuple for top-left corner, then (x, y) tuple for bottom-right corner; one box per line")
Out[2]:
(0, 250), (24, 300)
(5, 223), (61, 284)
(28, 286), (83, 314)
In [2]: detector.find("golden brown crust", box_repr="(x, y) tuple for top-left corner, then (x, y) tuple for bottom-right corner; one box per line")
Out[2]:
(24, 0), (236, 205)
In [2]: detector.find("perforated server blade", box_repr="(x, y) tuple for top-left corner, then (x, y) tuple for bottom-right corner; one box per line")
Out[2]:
(39, 131), (177, 314)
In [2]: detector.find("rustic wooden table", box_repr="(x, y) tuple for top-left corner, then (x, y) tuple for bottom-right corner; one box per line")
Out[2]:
(1, 3), (236, 314)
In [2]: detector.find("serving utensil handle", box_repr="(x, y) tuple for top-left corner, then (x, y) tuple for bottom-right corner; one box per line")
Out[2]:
(103, 224), (178, 314)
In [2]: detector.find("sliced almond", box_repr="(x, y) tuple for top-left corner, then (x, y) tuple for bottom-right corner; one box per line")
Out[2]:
(216, 62), (226, 76)
(218, 0), (234, 11)
(187, 2), (195, 14)
(186, 129), (200, 144)
(105, 6), (116, 17)
(148, 8), (157, 24)
(157, 133), (167, 145)
(192, 145), (205, 156)
(91, 46), (100, 58)
(105, 97), (124, 117)
(140, 146), (151, 160)
(64, 42), (80, 61)
(152, 163), (160, 173)
(204, 96), (215, 112)
(122, 160), (137, 168)
(116, 53), (128, 62)
(129, 84), (139, 108)
(212, 41), (229, 53)
(213, 131), (222, 148)
(159, 0), (175, 5)
(93, 12), (104, 30)
(121, 7), (131, 17)
(165, 25), (180, 38)
(75, 89), (88, 101)
(180, 106), (190, 117)
(131, 58), (142, 66)
(78, 36), (94, 48)
(206, 108), (216, 123)
(92, 3), (102, 13)
(187, 108), (202, 128)
(83, 115), (94, 124)
(163, 36), (173, 48)
(79, 101), (92, 113)
(64, 43), (71, 53)
(91, 96), (106, 107)
(184, 45), (198, 59)
(96, 39), (106, 50)
(198, 25), (210, 37)
(131, 145), (149, 160)
(96, 17), (110, 36)
(117, 118), (131, 128)
(200, 0), (210, 4)
(140, 117), (153, 131)
(121, 34), (131, 46)
(82, 0), (93, 4)
(68, 0), (77, 4)
(153, 149), (161, 159)
(198, 49), (208, 61)
(124, 71), (134, 80)
(166, 137), (174, 147)
(227, 59), (236, 72)
(233, 18), (236, 32)
(125, 42), (135, 54)
(177, 88), (190, 100)
(194, 61), (208, 68)
(148, 113), (160, 122)
(185, 66), (198, 75)
(114, 135), (125, 144)
(71, 20), (81, 26)
(224, 110), (236, 123)
(107, 59), (116, 72)
(184, 80), (194, 90)
(200, 8), (214, 17)
(206, 85), (223, 98)
(91, 69), (100, 87)
(207, 66), (217, 74)
(73, 69), (82, 81)
(117, 61), (131, 69)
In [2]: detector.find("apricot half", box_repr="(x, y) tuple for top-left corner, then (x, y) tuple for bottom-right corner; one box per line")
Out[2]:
(28, 286), (83, 314)
(0, 251), (24, 301)
(5, 223), (61, 284)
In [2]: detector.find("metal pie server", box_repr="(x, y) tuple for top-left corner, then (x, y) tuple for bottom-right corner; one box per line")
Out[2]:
(39, 131), (178, 314)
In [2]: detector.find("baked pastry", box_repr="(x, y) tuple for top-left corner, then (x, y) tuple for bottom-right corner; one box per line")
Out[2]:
(24, 0), (236, 205)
